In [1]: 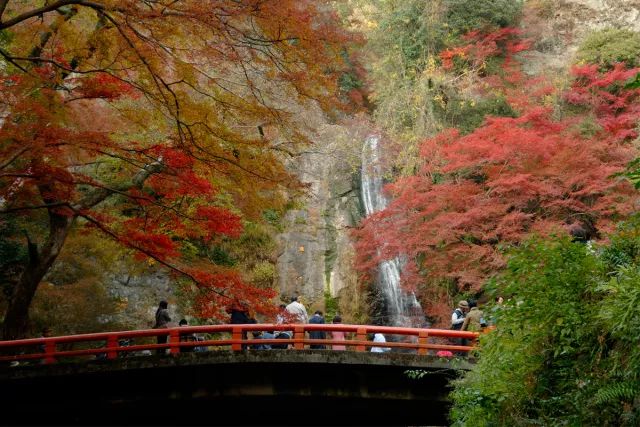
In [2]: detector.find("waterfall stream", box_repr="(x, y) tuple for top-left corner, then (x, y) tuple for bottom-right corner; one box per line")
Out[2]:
(361, 135), (424, 327)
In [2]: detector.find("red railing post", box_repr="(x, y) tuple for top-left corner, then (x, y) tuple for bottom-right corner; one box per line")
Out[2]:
(356, 327), (367, 352)
(231, 327), (242, 351)
(418, 330), (428, 355)
(43, 340), (56, 364)
(169, 329), (180, 355)
(294, 326), (304, 350)
(106, 334), (118, 359)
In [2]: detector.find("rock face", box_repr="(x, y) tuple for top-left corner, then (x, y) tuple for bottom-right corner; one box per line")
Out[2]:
(105, 266), (181, 328)
(276, 119), (368, 310)
(521, 0), (640, 75)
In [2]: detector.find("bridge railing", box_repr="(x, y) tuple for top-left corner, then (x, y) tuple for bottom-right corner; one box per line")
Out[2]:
(0, 324), (480, 365)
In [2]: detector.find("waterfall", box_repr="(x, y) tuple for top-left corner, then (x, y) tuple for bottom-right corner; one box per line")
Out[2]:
(361, 135), (424, 327)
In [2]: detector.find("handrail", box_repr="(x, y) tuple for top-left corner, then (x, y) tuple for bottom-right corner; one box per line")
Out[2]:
(0, 324), (481, 365)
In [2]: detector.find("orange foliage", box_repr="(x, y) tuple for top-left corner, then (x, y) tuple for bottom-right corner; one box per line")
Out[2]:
(0, 0), (356, 328)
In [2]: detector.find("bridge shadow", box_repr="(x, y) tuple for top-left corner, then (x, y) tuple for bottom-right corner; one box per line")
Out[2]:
(0, 350), (472, 426)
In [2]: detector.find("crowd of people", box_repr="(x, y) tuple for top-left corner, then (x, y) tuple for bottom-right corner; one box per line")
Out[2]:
(152, 294), (502, 355)
(152, 296), (392, 353)
(9, 295), (497, 365)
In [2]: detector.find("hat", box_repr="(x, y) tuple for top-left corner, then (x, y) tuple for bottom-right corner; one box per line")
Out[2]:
(458, 300), (469, 309)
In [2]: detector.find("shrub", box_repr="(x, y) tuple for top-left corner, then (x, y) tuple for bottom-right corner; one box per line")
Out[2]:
(577, 28), (640, 68)
(450, 230), (640, 426)
(445, 0), (524, 35)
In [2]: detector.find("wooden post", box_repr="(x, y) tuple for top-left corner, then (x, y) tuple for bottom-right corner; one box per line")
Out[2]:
(106, 335), (118, 360)
(43, 340), (56, 364)
(417, 330), (428, 355)
(294, 326), (304, 350)
(169, 329), (180, 355)
(231, 327), (242, 351)
(356, 328), (367, 352)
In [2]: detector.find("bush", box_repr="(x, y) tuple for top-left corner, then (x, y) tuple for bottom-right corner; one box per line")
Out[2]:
(435, 95), (517, 134)
(445, 0), (524, 35)
(251, 261), (276, 288)
(450, 231), (640, 426)
(577, 28), (640, 68)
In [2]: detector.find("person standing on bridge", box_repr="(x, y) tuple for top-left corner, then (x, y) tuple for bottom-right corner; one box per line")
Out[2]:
(308, 310), (326, 349)
(450, 300), (469, 355)
(371, 333), (390, 353)
(227, 300), (251, 350)
(285, 295), (308, 324)
(451, 300), (469, 331)
(461, 299), (485, 332)
(330, 315), (347, 350)
(153, 300), (171, 355)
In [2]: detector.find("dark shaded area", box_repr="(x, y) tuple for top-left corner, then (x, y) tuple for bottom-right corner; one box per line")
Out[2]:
(0, 351), (465, 426)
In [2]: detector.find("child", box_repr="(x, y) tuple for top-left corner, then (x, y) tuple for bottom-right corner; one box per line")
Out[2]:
(330, 315), (347, 351)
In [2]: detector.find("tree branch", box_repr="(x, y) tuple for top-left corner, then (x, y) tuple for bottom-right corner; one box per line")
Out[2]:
(0, 146), (30, 171)
(0, 47), (29, 73)
(77, 211), (229, 301)
(0, 0), (9, 22)
(0, 0), (104, 30)
(76, 160), (164, 209)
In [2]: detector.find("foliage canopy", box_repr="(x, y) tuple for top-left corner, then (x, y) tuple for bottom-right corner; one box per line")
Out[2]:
(0, 0), (355, 338)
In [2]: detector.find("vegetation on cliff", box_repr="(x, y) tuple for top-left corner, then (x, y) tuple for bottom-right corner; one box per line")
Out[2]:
(348, 2), (640, 422)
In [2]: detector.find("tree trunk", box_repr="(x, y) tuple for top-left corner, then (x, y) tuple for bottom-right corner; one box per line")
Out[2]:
(1, 212), (74, 340)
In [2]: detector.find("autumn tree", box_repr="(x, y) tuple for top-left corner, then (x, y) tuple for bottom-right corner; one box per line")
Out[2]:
(355, 36), (640, 323)
(0, 0), (355, 339)
(348, 0), (524, 175)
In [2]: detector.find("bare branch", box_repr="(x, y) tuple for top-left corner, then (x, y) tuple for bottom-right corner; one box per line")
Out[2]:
(76, 160), (164, 209)
(0, 0), (10, 22)
(0, 0), (104, 30)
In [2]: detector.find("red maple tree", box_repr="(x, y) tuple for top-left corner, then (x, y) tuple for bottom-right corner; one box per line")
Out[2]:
(356, 32), (640, 324)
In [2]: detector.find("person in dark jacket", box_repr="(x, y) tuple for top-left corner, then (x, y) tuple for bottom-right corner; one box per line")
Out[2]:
(226, 301), (251, 349)
(308, 311), (326, 349)
(450, 300), (468, 355)
(227, 302), (250, 324)
(153, 300), (171, 355)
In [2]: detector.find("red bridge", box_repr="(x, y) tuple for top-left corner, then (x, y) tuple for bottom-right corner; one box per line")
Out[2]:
(0, 323), (480, 363)
(0, 324), (480, 425)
